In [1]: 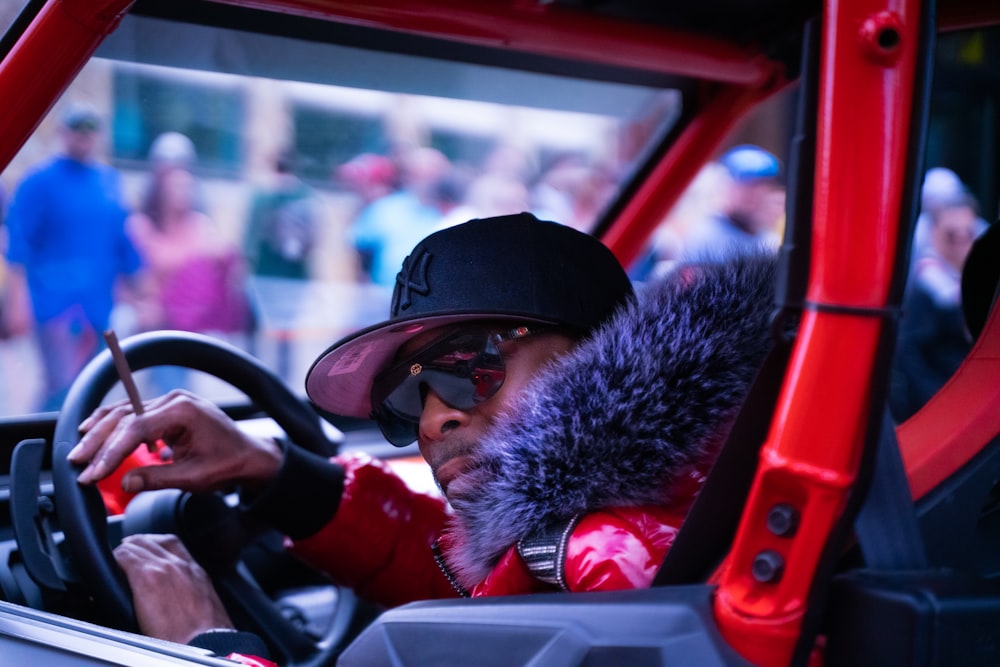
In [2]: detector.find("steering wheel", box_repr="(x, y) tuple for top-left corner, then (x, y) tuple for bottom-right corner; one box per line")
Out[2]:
(51, 330), (348, 666)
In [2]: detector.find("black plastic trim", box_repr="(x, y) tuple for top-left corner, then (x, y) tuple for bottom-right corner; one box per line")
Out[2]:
(341, 585), (756, 667)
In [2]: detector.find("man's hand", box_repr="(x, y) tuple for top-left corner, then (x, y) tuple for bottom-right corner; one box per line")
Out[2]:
(69, 389), (282, 494)
(113, 534), (233, 644)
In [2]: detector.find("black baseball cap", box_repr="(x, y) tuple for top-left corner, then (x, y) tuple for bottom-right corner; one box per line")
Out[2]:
(305, 212), (635, 418)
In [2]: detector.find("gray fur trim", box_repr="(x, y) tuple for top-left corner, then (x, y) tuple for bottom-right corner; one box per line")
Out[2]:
(445, 252), (780, 587)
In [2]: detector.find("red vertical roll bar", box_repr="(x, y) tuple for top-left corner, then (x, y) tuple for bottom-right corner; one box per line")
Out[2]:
(712, 1), (921, 665)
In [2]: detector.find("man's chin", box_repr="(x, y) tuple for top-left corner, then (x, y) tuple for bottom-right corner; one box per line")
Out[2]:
(440, 467), (483, 503)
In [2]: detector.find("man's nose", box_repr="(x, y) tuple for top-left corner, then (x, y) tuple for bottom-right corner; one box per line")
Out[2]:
(419, 389), (471, 441)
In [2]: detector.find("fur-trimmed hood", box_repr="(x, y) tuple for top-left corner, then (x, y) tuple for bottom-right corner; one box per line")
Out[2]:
(444, 252), (781, 587)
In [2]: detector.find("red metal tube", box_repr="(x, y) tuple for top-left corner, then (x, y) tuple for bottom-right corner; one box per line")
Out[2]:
(218, 0), (780, 85)
(712, 0), (921, 664)
(900, 305), (1000, 499)
(0, 0), (133, 170)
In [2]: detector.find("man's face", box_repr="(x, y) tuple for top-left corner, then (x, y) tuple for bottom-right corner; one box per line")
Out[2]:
(729, 180), (784, 235)
(389, 325), (576, 500)
(61, 125), (100, 162)
(932, 204), (977, 271)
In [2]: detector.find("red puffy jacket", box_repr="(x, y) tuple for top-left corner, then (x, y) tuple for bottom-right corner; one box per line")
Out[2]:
(286, 451), (704, 606)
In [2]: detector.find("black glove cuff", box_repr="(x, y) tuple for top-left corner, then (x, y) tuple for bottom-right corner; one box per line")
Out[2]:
(242, 439), (345, 539)
(189, 629), (271, 659)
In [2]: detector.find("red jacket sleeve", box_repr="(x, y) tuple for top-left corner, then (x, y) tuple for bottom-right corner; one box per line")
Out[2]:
(287, 452), (460, 607)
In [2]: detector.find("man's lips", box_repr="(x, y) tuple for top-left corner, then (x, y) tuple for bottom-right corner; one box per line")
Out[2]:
(434, 455), (474, 496)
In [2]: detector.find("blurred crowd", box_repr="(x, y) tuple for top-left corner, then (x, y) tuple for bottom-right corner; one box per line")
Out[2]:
(0, 104), (989, 418)
(339, 143), (619, 287)
(632, 144), (990, 425)
(0, 103), (621, 413)
(630, 144), (787, 281)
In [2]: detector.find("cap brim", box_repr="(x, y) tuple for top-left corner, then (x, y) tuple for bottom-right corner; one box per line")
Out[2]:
(305, 312), (558, 418)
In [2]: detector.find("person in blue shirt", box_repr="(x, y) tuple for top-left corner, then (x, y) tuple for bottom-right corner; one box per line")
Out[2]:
(2, 104), (145, 411)
(349, 147), (451, 286)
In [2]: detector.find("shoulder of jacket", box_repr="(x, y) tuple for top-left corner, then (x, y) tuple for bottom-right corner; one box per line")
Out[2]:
(517, 506), (685, 590)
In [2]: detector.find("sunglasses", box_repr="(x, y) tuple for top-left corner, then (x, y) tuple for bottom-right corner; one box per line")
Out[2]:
(370, 325), (537, 446)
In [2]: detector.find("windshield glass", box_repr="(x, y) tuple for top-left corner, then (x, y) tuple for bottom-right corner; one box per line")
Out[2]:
(0, 0), (29, 39)
(0, 5), (682, 417)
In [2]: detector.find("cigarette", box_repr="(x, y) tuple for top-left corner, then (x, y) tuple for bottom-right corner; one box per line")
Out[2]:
(103, 330), (156, 453)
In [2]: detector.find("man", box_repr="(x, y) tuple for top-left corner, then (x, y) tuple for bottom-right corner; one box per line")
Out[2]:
(348, 146), (451, 286)
(909, 167), (988, 276)
(682, 144), (785, 260)
(3, 103), (144, 410)
(890, 194), (980, 422)
(244, 149), (318, 282)
(243, 149), (320, 380)
(70, 213), (779, 662)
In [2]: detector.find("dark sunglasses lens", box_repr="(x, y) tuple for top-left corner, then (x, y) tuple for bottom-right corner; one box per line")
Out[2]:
(411, 367), (502, 409)
(372, 331), (508, 446)
(373, 404), (420, 447)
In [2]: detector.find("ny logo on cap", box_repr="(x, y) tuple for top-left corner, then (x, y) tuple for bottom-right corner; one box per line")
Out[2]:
(392, 247), (431, 313)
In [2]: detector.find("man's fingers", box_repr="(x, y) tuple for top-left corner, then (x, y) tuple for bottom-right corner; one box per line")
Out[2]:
(72, 389), (244, 491)
(146, 533), (196, 561)
(69, 401), (136, 464)
(117, 533), (189, 558)
(120, 459), (215, 494)
(112, 539), (142, 566)
(71, 390), (195, 464)
(113, 535), (200, 584)
(74, 402), (189, 485)
(114, 534), (171, 569)
(145, 389), (198, 414)
(77, 405), (111, 433)
(113, 533), (232, 643)
(75, 410), (153, 484)
(78, 397), (134, 432)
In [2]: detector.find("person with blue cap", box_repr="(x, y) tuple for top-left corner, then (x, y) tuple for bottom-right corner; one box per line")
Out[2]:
(68, 212), (780, 663)
(682, 144), (785, 260)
